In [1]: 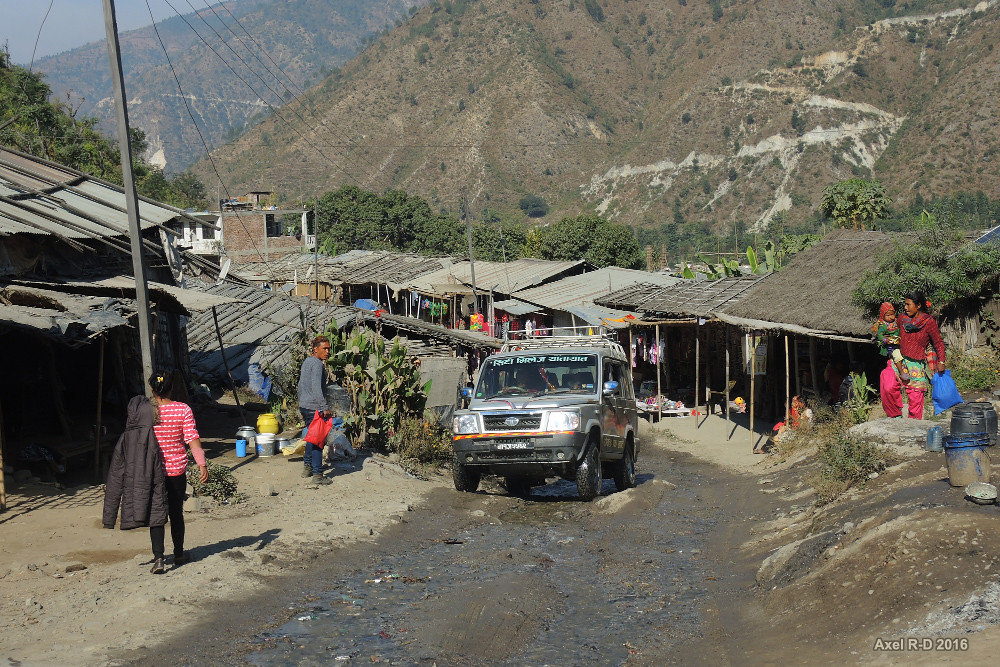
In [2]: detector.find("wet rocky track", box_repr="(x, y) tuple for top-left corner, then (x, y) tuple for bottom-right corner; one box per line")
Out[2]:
(136, 446), (770, 666)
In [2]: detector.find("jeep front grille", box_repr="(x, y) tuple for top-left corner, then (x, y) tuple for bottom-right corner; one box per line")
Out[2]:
(482, 413), (542, 431)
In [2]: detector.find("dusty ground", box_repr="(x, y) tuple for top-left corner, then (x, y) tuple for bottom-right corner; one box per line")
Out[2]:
(3, 405), (1000, 665)
(0, 401), (444, 667)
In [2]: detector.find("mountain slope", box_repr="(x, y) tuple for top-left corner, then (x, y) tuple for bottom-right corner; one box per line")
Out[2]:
(199, 0), (1000, 236)
(34, 0), (428, 172)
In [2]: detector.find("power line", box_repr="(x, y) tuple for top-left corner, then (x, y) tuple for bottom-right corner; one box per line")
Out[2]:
(194, 0), (389, 189)
(144, 0), (280, 287)
(159, 0), (373, 188)
(28, 0), (55, 73)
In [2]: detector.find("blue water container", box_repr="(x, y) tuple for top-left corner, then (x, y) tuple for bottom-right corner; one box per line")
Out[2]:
(926, 426), (943, 452)
(943, 434), (990, 487)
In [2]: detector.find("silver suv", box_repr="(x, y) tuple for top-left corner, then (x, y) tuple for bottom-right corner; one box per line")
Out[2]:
(451, 332), (639, 500)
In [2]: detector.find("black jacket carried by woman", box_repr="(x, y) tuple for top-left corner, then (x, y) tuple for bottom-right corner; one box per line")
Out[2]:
(103, 396), (168, 530)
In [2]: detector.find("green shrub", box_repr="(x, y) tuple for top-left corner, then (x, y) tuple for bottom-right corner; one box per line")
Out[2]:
(389, 415), (452, 470)
(812, 435), (889, 503)
(949, 348), (1000, 393)
(187, 460), (246, 504)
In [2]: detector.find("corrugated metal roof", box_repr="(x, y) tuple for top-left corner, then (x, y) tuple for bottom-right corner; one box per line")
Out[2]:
(232, 250), (452, 288)
(185, 283), (357, 385)
(493, 298), (544, 316)
(0, 286), (131, 346)
(370, 312), (500, 351)
(513, 267), (682, 311)
(7, 277), (243, 316)
(596, 276), (766, 318)
(185, 284), (498, 386)
(408, 258), (587, 296)
(976, 224), (1000, 245)
(0, 147), (214, 240)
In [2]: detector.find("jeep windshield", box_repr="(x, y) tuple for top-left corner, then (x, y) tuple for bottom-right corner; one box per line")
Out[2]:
(475, 353), (599, 399)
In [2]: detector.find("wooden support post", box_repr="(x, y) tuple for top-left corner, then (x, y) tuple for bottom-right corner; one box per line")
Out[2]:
(694, 320), (700, 422)
(212, 306), (247, 426)
(750, 333), (756, 451)
(725, 342), (731, 439)
(809, 338), (822, 402)
(794, 337), (801, 397)
(785, 334), (791, 425)
(0, 398), (6, 511)
(94, 335), (106, 484)
(656, 324), (662, 422)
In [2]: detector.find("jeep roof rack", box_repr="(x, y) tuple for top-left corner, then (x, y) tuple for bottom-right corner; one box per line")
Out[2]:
(499, 326), (627, 359)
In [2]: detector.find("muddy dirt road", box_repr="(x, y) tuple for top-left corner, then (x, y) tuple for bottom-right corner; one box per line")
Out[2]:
(133, 444), (778, 666)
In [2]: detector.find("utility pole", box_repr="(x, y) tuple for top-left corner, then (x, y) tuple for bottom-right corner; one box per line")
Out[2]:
(103, 0), (154, 387)
(313, 195), (319, 301)
(462, 188), (479, 315)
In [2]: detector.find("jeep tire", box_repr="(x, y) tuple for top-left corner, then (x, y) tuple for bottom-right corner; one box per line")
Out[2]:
(612, 440), (637, 491)
(576, 437), (602, 501)
(453, 458), (481, 492)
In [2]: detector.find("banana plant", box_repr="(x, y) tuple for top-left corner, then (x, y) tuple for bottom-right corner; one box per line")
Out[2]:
(323, 326), (430, 449)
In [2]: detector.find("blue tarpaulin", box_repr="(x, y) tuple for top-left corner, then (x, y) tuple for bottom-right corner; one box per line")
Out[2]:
(353, 298), (380, 311)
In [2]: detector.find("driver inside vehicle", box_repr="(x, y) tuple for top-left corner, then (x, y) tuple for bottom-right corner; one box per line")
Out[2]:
(506, 369), (546, 393)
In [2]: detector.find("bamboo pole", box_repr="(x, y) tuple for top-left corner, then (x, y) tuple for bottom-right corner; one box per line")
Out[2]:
(750, 333), (756, 451)
(694, 319), (700, 422)
(0, 398), (6, 511)
(725, 342), (731, 440)
(809, 338), (822, 401)
(785, 335), (791, 426)
(212, 306), (247, 426)
(794, 337), (801, 397)
(656, 324), (662, 422)
(94, 335), (106, 484)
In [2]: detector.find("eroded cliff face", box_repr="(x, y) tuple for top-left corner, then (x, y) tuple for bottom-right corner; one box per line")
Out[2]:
(193, 0), (1000, 233)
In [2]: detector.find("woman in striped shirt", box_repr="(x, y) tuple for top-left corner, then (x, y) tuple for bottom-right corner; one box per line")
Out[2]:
(148, 371), (209, 574)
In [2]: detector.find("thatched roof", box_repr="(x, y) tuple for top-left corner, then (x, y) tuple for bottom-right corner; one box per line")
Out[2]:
(723, 229), (891, 338)
(597, 276), (765, 318)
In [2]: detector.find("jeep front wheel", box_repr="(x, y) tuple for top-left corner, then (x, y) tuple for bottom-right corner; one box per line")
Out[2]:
(612, 440), (637, 491)
(453, 458), (481, 492)
(575, 438), (602, 501)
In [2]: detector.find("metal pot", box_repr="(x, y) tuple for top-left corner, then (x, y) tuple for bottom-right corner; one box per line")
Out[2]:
(236, 426), (257, 440)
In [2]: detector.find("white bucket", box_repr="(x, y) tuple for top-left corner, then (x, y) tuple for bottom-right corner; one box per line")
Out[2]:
(255, 433), (276, 457)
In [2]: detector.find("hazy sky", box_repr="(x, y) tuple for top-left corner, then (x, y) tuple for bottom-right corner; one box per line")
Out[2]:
(1, 1), (237, 66)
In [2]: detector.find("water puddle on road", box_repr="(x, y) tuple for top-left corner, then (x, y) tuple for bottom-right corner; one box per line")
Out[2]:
(247, 476), (719, 666)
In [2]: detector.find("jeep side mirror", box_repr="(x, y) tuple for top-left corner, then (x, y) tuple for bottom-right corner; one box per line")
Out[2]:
(602, 381), (619, 395)
(461, 387), (473, 399)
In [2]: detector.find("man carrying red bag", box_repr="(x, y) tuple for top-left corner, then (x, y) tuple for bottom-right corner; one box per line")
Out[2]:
(297, 335), (333, 485)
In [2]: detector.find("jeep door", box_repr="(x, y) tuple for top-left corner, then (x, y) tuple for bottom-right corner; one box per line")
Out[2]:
(601, 359), (627, 456)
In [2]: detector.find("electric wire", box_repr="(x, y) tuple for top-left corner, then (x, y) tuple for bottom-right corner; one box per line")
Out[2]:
(28, 0), (55, 73)
(193, 0), (389, 188)
(161, 0), (375, 188)
(144, 0), (280, 287)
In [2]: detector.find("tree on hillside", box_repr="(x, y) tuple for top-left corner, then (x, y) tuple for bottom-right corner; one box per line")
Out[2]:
(539, 214), (643, 269)
(519, 194), (549, 218)
(820, 179), (889, 230)
(0, 52), (208, 209)
(853, 221), (1000, 315)
(315, 185), (463, 255)
(473, 209), (528, 261)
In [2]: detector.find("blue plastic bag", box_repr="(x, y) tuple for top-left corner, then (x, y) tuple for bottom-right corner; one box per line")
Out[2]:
(931, 369), (963, 415)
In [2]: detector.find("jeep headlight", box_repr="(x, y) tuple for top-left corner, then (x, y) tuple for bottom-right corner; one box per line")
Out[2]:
(546, 411), (580, 431)
(453, 414), (479, 434)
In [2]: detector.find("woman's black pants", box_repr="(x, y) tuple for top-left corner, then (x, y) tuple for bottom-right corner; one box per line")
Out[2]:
(150, 474), (187, 559)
